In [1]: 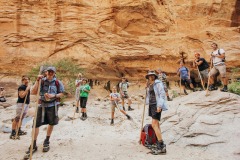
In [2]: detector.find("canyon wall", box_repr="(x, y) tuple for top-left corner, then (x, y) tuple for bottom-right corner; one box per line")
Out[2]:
(0, 0), (239, 80)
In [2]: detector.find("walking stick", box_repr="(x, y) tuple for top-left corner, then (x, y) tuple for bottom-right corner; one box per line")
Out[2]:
(139, 87), (148, 144)
(205, 59), (213, 96)
(72, 99), (79, 124)
(15, 89), (29, 140)
(29, 66), (43, 160)
(196, 66), (205, 90)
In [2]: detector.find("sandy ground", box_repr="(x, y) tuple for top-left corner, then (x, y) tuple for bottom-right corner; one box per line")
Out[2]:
(0, 84), (240, 160)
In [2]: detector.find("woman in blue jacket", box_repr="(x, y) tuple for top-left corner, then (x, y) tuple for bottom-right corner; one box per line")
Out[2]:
(145, 70), (167, 155)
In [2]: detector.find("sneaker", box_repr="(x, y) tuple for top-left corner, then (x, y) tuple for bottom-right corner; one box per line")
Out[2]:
(18, 129), (27, 136)
(128, 106), (134, 111)
(110, 119), (114, 126)
(126, 114), (132, 120)
(167, 96), (172, 101)
(24, 145), (38, 159)
(220, 87), (228, 92)
(43, 140), (50, 152)
(184, 89), (188, 95)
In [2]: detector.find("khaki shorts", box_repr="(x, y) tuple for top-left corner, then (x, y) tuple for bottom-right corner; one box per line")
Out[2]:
(111, 103), (123, 112)
(15, 103), (29, 121)
(200, 69), (208, 79)
(209, 65), (226, 77)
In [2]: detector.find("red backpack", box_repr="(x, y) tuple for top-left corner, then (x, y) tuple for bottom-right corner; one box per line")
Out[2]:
(141, 124), (157, 146)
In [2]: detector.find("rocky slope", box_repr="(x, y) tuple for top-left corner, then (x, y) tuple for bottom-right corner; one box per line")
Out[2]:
(0, 0), (239, 80)
(0, 85), (239, 160)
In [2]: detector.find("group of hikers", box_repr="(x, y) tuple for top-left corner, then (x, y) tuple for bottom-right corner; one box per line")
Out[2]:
(5, 42), (229, 158)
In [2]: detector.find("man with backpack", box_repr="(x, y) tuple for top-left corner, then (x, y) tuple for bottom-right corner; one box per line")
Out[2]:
(10, 76), (30, 139)
(24, 66), (64, 158)
(157, 68), (172, 101)
(193, 52), (209, 90)
(119, 77), (134, 111)
(145, 70), (167, 155)
(209, 43), (228, 92)
(177, 62), (196, 95)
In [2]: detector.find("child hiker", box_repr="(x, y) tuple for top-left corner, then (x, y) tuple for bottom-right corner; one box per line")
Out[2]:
(79, 78), (91, 120)
(110, 86), (132, 125)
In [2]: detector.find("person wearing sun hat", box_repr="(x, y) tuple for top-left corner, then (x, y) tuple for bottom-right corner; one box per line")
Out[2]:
(145, 70), (167, 155)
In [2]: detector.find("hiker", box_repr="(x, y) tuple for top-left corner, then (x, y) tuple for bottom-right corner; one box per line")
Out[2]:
(145, 70), (167, 155)
(177, 61), (196, 95)
(119, 77), (134, 111)
(192, 52), (209, 90)
(109, 86), (132, 125)
(106, 80), (111, 92)
(79, 78), (91, 120)
(24, 66), (64, 157)
(0, 87), (6, 102)
(89, 79), (93, 89)
(10, 76), (30, 139)
(208, 42), (228, 92)
(75, 73), (83, 113)
(157, 68), (172, 101)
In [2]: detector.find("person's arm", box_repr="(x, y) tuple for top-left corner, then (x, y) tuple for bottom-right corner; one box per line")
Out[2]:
(211, 49), (225, 59)
(177, 68), (180, 76)
(31, 75), (43, 95)
(194, 59), (203, 66)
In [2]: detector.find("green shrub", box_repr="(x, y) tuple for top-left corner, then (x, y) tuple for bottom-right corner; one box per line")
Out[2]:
(228, 82), (240, 95)
(28, 58), (84, 95)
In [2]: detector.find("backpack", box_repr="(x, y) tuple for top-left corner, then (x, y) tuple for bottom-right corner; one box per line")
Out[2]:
(119, 82), (129, 90)
(41, 79), (61, 102)
(217, 49), (226, 62)
(141, 124), (157, 146)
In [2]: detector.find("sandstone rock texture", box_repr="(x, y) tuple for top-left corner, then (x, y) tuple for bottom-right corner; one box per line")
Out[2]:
(0, 0), (239, 80)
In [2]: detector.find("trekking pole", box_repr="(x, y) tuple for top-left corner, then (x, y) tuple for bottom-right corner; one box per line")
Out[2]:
(29, 66), (43, 160)
(196, 66), (205, 90)
(139, 87), (148, 144)
(205, 59), (213, 96)
(15, 90), (29, 140)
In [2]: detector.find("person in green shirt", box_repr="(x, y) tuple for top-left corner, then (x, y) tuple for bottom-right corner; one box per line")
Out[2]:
(79, 78), (91, 120)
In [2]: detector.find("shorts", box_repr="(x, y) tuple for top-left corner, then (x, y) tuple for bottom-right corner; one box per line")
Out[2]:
(75, 88), (80, 101)
(15, 103), (29, 122)
(80, 97), (88, 108)
(111, 102), (123, 112)
(121, 91), (129, 99)
(181, 79), (191, 86)
(36, 106), (59, 128)
(200, 69), (208, 79)
(149, 104), (162, 121)
(209, 65), (226, 78)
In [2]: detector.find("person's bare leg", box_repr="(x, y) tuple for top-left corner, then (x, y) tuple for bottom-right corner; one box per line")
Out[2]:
(152, 119), (162, 141)
(46, 125), (53, 137)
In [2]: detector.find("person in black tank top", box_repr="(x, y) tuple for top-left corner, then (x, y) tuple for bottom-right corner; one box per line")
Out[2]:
(10, 76), (31, 139)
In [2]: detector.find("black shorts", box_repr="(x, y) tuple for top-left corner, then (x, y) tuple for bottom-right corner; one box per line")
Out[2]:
(36, 106), (59, 128)
(181, 79), (191, 86)
(80, 97), (88, 108)
(149, 104), (162, 121)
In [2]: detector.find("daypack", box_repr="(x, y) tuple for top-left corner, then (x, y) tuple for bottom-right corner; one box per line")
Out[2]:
(40, 79), (61, 103)
(217, 49), (226, 62)
(141, 124), (157, 146)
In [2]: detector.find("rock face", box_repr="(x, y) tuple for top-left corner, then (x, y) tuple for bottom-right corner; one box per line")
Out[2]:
(0, 0), (239, 79)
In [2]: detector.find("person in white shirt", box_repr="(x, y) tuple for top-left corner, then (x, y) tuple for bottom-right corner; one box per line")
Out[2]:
(209, 43), (228, 92)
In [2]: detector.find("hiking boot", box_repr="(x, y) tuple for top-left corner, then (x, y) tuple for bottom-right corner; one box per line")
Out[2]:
(128, 106), (134, 111)
(145, 143), (157, 149)
(123, 106), (126, 111)
(43, 140), (50, 152)
(184, 89), (188, 95)
(126, 114), (132, 120)
(167, 96), (172, 101)
(208, 85), (218, 91)
(24, 145), (38, 159)
(220, 87), (228, 92)
(152, 141), (166, 155)
(18, 129), (27, 136)
(110, 119), (114, 126)
(192, 88), (196, 92)
(10, 132), (18, 140)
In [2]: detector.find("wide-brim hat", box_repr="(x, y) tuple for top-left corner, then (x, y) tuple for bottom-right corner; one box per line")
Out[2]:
(46, 66), (56, 73)
(145, 70), (158, 79)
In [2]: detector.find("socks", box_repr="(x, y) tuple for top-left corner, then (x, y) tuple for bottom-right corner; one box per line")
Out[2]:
(45, 136), (50, 142)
